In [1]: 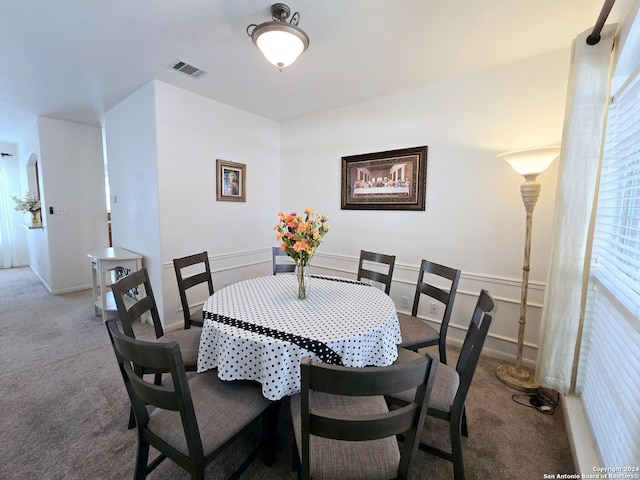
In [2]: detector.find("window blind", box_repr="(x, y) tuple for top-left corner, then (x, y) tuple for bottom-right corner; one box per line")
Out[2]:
(578, 68), (640, 467)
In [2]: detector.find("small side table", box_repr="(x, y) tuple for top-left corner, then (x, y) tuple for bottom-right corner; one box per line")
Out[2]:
(88, 247), (143, 320)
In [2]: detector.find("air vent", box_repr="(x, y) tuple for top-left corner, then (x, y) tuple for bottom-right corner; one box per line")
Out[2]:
(169, 60), (207, 79)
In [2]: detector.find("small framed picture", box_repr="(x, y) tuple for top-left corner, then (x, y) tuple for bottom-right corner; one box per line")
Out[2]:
(341, 146), (428, 211)
(216, 159), (246, 202)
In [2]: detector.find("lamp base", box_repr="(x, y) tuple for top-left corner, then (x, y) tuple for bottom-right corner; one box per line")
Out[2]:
(496, 364), (539, 392)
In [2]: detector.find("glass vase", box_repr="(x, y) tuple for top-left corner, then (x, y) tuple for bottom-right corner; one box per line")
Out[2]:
(295, 263), (309, 300)
(31, 211), (39, 224)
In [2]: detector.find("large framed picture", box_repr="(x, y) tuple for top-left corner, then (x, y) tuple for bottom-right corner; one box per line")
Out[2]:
(341, 146), (428, 211)
(216, 159), (246, 202)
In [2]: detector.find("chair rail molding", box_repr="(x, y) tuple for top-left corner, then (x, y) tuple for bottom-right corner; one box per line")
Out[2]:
(159, 248), (545, 366)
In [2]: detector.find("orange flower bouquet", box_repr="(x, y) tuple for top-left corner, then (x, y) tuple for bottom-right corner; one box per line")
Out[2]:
(274, 207), (329, 299)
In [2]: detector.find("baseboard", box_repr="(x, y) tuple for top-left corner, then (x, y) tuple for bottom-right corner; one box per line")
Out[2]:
(51, 284), (92, 295)
(164, 319), (185, 332)
(30, 266), (52, 293)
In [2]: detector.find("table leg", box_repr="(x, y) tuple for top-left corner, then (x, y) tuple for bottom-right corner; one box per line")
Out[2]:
(99, 271), (107, 321)
(91, 265), (99, 317)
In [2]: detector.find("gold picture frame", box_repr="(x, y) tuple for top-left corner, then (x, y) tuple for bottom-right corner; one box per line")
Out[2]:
(216, 159), (246, 202)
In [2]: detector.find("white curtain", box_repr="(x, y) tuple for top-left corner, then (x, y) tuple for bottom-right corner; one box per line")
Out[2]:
(536, 24), (617, 392)
(0, 166), (20, 268)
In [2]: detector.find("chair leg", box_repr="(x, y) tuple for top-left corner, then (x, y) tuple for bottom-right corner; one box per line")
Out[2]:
(134, 437), (150, 480)
(450, 413), (465, 480)
(292, 441), (301, 480)
(192, 460), (205, 480)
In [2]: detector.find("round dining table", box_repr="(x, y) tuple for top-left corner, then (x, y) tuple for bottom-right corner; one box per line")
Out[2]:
(197, 274), (402, 401)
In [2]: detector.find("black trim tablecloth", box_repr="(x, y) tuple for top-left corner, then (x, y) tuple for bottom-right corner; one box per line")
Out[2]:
(197, 274), (401, 400)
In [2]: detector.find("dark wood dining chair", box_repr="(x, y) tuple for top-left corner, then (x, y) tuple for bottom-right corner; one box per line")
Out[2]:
(173, 251), (214, 329)
(272, 246), (295, 275)
(398, 259), (461, 364)
(105, 318), (279, 480)
(389, 289), (497, 480)
(290, 350), (438, 480)
(357, 249), (396, 294)
(111, 268), (201, 372)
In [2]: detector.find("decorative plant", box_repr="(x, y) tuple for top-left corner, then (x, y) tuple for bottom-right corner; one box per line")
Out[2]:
(274, 207), (329, 298)
(11, 192), (41, 213)
(11, 192), (41, 223)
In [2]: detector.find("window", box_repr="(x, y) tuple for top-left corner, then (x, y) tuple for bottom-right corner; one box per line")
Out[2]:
(577, 68), (640, 467)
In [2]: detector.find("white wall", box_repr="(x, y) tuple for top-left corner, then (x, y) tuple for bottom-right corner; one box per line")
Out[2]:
(104, 81), (163, 309)
(37, 117), (107, 293)
(18, 120), (49, 286)
(106, 80), (281, 326)
(280, 49), (570, 365)
(18, 118), (107, 293)
(153, 81), (281, 326)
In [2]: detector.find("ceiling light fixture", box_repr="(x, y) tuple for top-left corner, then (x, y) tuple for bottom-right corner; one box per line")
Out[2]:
(247, 3), (309, 71)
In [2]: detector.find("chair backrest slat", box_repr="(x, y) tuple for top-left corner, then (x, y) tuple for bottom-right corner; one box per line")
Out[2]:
(111, 268), (164, 339)
(357, 250), (396, 294)
(272, 247), (296, 275)
(411, 259), (461, 363)
(123, 362), (181, 411)
(413, 259), (461, 316)
(181, 271), (212, 290)
(305, 358), (431, 396)
(173, 252), (214, 329)
(310, 405), (418, 442)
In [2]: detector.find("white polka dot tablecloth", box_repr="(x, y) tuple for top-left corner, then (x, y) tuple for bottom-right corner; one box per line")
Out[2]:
(197, 274), (402, 401)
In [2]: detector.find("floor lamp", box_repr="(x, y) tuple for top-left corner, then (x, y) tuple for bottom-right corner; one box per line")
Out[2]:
(496, 146), (561, 391)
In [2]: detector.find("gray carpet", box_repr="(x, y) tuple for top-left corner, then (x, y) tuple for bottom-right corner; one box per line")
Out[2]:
(0, 267), (575, 479)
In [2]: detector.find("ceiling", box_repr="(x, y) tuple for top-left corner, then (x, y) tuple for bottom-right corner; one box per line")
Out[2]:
(0, 0), (628, 143)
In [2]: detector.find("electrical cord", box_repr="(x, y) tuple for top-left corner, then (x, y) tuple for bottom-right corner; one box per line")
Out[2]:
(511, 388), (560, 415)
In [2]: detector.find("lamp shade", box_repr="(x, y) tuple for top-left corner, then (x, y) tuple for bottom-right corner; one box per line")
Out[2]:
(252, 23), (309, 68)
(498, 146), (561, 176)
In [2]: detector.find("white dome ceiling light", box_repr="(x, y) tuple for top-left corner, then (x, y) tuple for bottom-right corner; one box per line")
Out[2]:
(247, 3), (309, 71)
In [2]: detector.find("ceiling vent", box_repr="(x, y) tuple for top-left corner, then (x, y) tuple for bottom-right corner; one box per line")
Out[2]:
(169, 60), (207, 79)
